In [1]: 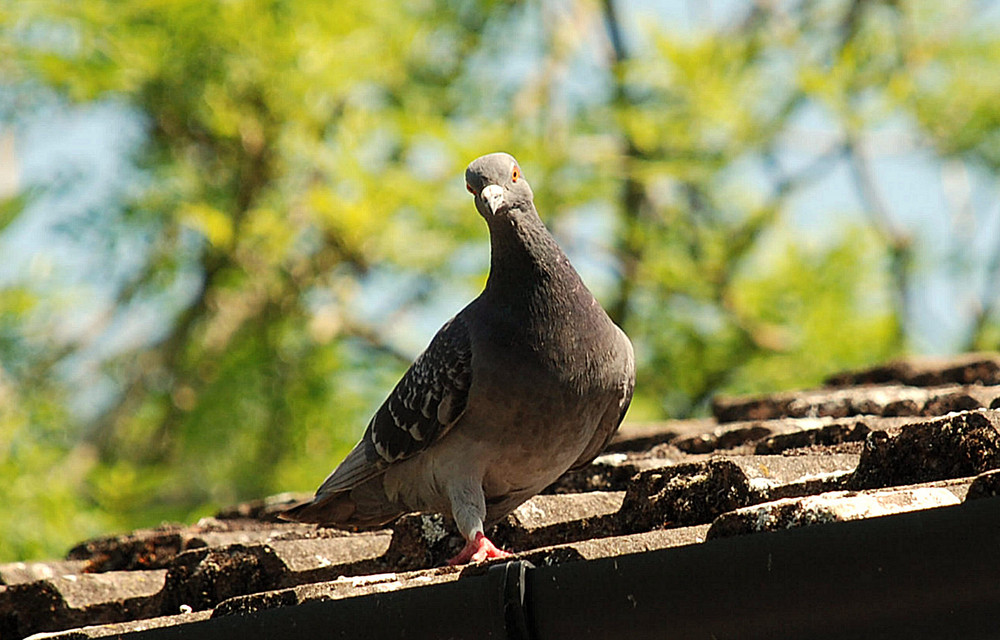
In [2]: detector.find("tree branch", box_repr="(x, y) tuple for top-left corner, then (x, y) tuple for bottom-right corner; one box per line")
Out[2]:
(844, 131), (910, 349)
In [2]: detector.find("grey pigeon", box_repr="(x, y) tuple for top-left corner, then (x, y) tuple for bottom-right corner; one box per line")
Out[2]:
(281, 152), (635, 564)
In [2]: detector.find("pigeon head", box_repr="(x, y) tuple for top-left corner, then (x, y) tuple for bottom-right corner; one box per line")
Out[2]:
(465, 152), (534, 219)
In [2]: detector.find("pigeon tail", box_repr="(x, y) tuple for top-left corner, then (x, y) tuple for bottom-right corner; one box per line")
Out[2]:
(278, 490), (357, 525)
(279, 479), (402, 529)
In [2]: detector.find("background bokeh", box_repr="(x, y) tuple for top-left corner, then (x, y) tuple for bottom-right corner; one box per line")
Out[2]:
(1, 0), (999, 560)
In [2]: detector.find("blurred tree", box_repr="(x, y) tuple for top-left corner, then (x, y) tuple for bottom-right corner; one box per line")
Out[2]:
(0, 0), (998, 559)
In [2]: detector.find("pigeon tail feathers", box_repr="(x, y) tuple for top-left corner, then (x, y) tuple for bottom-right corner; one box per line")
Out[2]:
(280, 476), (402, 529)
(279, 490), (357, 525)
(315, 441), (384, 495)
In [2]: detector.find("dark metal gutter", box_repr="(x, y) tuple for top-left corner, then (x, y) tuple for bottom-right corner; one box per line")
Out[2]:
(127, 496), (1000, 640)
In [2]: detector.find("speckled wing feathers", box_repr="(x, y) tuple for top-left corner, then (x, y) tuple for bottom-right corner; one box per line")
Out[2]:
(313, 315), (474, 497)
(369, 315), (473, 462)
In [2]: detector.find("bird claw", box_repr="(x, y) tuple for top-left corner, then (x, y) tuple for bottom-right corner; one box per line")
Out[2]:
(447, 532), (511, 565)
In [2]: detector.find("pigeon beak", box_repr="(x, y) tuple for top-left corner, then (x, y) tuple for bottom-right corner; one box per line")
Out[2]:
(479, 184), (505, 215)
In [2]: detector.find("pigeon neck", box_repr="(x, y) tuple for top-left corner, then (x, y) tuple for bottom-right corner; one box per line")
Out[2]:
(484, 206), (587, 308)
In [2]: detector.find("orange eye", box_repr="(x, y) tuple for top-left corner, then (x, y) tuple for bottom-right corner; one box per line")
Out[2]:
(466, 183), (476, 195)
(512, 166), (520, 183)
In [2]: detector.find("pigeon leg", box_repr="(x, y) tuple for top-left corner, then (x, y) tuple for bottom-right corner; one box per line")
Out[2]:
(447, 531), (511, 565)
(447, 480), (510, 564)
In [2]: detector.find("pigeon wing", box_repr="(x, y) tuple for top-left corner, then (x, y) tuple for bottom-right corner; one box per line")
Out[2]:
(315, 315), (473, 495)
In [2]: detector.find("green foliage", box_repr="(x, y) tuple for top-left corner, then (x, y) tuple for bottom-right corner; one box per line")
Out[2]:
(0, 374), (111, 559)
(1, 0), (999, 560)
(730, 228), (900, 393)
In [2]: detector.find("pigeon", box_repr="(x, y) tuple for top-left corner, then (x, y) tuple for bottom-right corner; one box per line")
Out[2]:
(281, 152), (635, 564)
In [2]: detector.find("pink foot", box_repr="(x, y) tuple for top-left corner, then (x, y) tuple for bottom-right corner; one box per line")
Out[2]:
(447, 532), (511, 565)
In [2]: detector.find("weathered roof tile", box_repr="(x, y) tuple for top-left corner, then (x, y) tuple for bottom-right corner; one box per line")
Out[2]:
(966, 469), (1000, 499)
(0, 561), (89, 586)
(712, 383), (1000, 423)
(706, 485), (962, 539)
(754, 419), (872, 454)
(521, 525), (710, 566)
(849, 409), (1000, 489)
(825, 353), (1000, 387)
(606, 419), (716, 453)
(211, 565), (463, 618)
(493, 491), (625, 551)
(672, 423), (773, 454)
(8, 353), (1000, 639)
(22, 611), (213, 639)
(67, 520), (316, 573)
(0, 570), (167, 640)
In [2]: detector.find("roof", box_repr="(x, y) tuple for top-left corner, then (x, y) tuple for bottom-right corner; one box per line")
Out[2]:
(3, 353), (1000, 639)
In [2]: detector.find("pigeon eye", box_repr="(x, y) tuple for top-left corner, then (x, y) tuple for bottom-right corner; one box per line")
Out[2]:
(512, 166), (520, 183)
(466, 183), (476, 195)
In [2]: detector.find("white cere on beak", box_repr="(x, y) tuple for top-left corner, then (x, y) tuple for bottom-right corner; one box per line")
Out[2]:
(480, 184), (505, 215)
